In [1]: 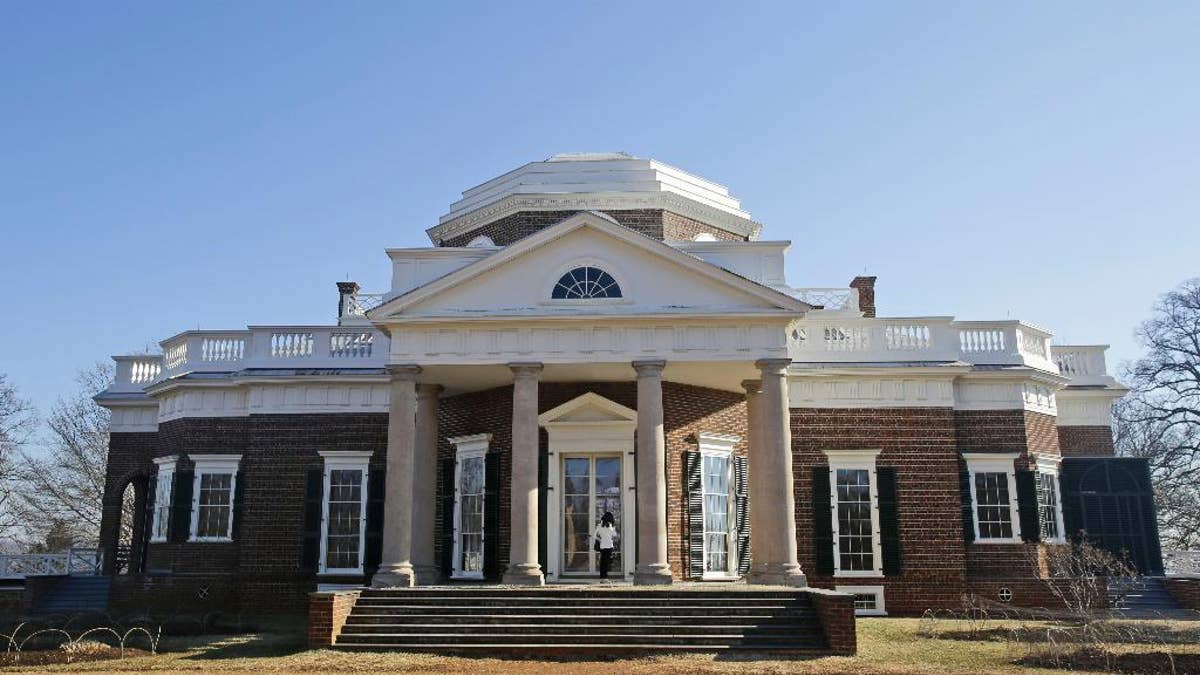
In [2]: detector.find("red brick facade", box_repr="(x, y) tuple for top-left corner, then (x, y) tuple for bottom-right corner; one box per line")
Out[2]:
(1057, 425), (1116, 457)
(438, 209), (745, 247)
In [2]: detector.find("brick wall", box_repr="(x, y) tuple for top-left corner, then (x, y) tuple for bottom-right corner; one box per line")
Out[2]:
(1058, 425), (1116, 457)
(439, 209), (745, 247)
(790, 407), (967, 614)
(99, 431), (158, 574)
(1164, 578), (1200, 610)
(308, 590), (360, 648)
(808, 588), (857, 655)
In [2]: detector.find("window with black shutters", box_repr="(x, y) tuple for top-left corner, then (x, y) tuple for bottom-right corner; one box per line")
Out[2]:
(822, 449), (883, 577)
(1036, 472), (1063, 541)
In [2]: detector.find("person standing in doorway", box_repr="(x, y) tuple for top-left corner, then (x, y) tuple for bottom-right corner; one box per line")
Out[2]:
(594, 511), (618, 580)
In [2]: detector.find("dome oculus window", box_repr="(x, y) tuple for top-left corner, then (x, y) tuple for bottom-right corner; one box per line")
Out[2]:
(552, 266), (622, 300)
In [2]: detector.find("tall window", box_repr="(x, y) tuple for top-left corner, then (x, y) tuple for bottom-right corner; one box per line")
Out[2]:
(318, 451), (371, 574)
(963, 453), (1021, 543)
(823, 449), (883, 577)
(189, 455), (241, 542)
(449, 434), (490, 579)
(702, 453), (732, 574)
(150, 457), (176, 542)
(551, 266), (622, 299)
(1034, 456), (1065, 543)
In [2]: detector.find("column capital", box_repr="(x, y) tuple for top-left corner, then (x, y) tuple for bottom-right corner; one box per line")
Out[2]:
(387, 364), (422, 380)
(508, 362), (544, 378)
(741, 379), (762, 394)
(416, 383), (443, 399)
(755, 358), (793, 375)
(632, 359), (667, 377)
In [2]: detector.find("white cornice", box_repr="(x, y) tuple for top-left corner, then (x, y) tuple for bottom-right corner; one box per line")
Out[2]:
(426, 192), (763, 244)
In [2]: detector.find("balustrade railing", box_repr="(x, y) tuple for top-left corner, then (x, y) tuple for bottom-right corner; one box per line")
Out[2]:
(794, 288), (859, 312)
(1164, 550), (1200, 577)
(1050, 345), (1113, 387)
(0, 547), (103, 580)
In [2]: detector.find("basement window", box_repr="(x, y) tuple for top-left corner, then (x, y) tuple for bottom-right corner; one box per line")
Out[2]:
(837, 585), (887, 616)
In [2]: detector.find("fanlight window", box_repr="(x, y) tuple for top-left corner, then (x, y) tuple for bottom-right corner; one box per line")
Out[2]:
(552, 266), (622, 299)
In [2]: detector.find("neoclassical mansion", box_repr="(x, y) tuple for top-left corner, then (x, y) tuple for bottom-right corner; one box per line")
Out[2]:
(97, 153), (1151, 616)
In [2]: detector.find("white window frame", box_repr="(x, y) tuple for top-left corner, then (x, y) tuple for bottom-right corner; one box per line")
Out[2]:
(697, 432), (740, 580)
(836, 585), (887, 616)
(1033, 454), (1067, 544)
(150, 456), (177, 543)
(317, 450), (372, 575)
(962, 452), (1022, 544)
(823, 448), (884, 578)
(448, 434), (491, 580)
(188, 454), (242, 543)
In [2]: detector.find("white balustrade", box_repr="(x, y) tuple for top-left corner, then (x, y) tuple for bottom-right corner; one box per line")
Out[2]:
(884, 324), (932, 351)
(129, 359), (161, 384)
(201, 335), (246, 362)
(163, 340), (188, 370)
(1017, 327), (1049, 361)
(331, 332), (374, 358)
(958, 327), (1006, 353)
(0, 547), (103, 580)
(341, 293), (387, 318)
(271, 332), (314, 358)
(1050, 345), (1114, 386)
(794, 288), (859, 312)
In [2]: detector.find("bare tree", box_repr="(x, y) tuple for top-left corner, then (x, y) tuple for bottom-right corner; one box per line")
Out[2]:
(11, 364), (121, 549)
(1116, 278), (1200, 550)
(0, 374), (36, 545)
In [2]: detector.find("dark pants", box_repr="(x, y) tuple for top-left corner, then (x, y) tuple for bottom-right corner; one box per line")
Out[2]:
(599, 548), (614, 578)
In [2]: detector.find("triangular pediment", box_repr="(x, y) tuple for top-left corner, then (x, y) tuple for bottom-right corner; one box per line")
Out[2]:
(369, 212), (810, 321)
(538, 392), (637, 427)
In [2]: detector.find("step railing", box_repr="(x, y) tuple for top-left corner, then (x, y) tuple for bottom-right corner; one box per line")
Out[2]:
(0, 547), (104, 579)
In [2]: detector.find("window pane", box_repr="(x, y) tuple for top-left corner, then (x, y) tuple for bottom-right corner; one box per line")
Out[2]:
(324, 469), (363, 569)
(974, 472), (1013, 539)
(552, 267), (623, 299)
(457, 457), (485, 573)
(1037, 473), (1060, 540)
(197, 472), (234, 538)
(702, 454), (731, 573)
(835, 469), (874, 572)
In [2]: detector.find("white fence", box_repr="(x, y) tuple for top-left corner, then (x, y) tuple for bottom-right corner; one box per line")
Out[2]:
(0, 547), (104, 580)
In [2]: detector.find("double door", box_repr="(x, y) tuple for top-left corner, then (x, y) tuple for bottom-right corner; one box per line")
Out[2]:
(561, 454), (623, 575)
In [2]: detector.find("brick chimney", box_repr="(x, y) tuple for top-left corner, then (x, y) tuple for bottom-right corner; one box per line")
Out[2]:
(850, 276), (877, 318)
(336, 281), (361, 322)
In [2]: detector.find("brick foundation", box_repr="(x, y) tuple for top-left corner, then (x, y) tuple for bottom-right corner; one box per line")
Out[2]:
(808, 588), (857, 655)
(1057, 425), (1116, 457)
(308, 590), (360, 648)
(1164, 578), (1200, 610)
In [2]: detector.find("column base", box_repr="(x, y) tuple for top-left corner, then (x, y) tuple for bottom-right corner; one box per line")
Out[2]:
(633, 563), (674, 585)
(371, 563), (417, 588)
(746, 563), (807, 588)
(412, 565), (443, 586)
(502, 563), (545, 586)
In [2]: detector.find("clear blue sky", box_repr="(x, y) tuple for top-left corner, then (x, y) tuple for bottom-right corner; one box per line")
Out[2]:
(2, 2), (1197, 414)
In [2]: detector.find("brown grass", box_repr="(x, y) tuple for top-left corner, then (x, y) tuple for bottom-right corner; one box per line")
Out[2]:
(0, 617), (1197, 674)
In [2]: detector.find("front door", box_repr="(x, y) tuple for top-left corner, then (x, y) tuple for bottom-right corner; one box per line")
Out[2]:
(561, 454), (623, 575)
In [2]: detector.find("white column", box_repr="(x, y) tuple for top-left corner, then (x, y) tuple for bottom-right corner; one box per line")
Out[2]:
(742, 379), (775, 573)
(747, 358), (806, 587)
(503, 363), (545, 585)
(372, 365), (420, 587)
(633, 359), (673, 585)
(411, 383), (442, 584)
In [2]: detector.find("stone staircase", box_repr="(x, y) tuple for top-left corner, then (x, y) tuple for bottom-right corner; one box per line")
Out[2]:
(32, 576), (111, 616)
(335, 588), (831, 654)
(1109, 577), (1190, 619)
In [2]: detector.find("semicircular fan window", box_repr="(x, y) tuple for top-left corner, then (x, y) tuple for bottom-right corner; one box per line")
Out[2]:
(551, 266), (622, 299)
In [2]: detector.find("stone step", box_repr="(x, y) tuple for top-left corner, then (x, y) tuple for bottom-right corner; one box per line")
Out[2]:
(358, 589), (807, 600)
(354, 596), (810, 606)
(340, 623), (822, 637)
(344, 613), (814, 625)
(348, 604), (815, 617)
(335, 632), (824, 647)
(334, 642), (827, 654)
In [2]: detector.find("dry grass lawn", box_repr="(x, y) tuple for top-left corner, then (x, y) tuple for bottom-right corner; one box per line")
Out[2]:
(1, 617), (1197, 674)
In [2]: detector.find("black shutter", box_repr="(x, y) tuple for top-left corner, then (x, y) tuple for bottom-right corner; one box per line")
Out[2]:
(139, 475), (157, 573)
(685, 451), (704, 579)
(537, 451), (548, 575)
(959, 465), (975, 543)
(877, 467), (902, 576)
(438, 457), (455, 576)
(733, 455), (750, 576)
(300, 467), (323, 570)
(812, 466), (834, 575)
(1015, 470), (1040, 543)
(231, 471), (246, 541)
(169, 470), (194, 543)
(482, 452), (502, 580)
(364, 467), (385, 572)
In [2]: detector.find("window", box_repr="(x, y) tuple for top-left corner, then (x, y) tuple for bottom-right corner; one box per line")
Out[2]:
(823, 449), (883, 577)
(551, 266), (622, 299)
(1034, 455), (1065, 543)
(449, 434), (490, 579)
(150, 456), (177, 542)
(318, 451), (370, 574)
(697, 433), (739, 578)
(836, 585), (887, 616)
(189, 455), (241, 542)
(963, 453), (1022, 543)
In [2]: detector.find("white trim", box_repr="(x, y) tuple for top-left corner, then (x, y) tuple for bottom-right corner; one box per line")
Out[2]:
(823, 449), (884, 578)
(961, 453), (1022, 544)
(1032, 454), (1067, 544)
(188, 454), (242, 543)
(449, 434), (492, 579)
(317, 451), (373, 575)
(697, 433), (741, 580)
(150, 456), (178, 543)
(836, 585), (887, 616)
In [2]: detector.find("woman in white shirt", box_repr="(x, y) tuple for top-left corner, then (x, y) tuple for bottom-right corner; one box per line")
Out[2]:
(594, 511), (618, 580)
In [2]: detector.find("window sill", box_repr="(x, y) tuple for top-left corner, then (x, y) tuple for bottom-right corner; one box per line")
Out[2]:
(834, 571), (884, 579)
(701, 572), (739, 581)
(973, 538), (1023, 545)
(318, 569), (364, 577)
(855, 609), (888, 617)
(188, 537), (233, 543)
